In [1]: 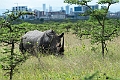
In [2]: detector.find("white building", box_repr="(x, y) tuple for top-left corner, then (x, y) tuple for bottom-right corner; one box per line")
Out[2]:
(51, 15), (65, 19)
(12, 6), (28, 19)
(34, 9), (45, 19)
(47, 11), (66, 19)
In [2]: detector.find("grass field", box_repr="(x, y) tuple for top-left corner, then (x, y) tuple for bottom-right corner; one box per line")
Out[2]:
(0, 32), (120, 80)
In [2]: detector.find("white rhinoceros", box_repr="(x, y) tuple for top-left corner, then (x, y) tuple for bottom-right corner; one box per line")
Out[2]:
(19, 30), (64, 56)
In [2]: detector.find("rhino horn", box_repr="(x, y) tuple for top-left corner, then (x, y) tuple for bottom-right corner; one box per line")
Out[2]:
(60, 35), (64, 53)
(58, 33), (64, 38)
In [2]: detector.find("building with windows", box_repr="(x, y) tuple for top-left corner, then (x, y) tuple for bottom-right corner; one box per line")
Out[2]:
(34, 9), (45, 19)
(12, 6), (28, 12)
(83, 4), (99, 11)
(49, 5), (52, 12)
(101, 6), (107, 9)
(66, 5), (69, 14)
(61, 7), (64, 11)
(43, 4), (46, 11)
(74, 6), (83, 12)
(43, 4), (46, 15)
(70, 8), (73, 15)
(12, 6), (28, 19)
(47, 11), (66, 19)
(107, 11), (120, 19)
(74, 4), (99, 19)
(74, 4), (99, 12)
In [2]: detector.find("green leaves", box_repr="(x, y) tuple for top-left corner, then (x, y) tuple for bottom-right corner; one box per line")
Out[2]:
(64, 0), (92, 5)
(71, 18), (120, 57)
(98, 0), (119, 4)
(0, 52), (28, 76)
(0, 10), (34, 80)
(64, 0), (119, 5)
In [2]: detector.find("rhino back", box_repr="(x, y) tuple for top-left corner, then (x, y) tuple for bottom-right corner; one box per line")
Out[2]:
(22, 30), (44, 49)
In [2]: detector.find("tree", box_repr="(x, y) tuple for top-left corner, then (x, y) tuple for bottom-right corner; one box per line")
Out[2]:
(64, 0), (119, 57)
(0, 10), (34, 80)
(40, 18), (44, 22)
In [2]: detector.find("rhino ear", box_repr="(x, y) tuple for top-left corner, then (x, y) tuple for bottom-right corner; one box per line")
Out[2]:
(51, 30), (54, 33)
(46, 30), (55, 37)
(58, 33), (64, 38)
(48, 30), (54, 33)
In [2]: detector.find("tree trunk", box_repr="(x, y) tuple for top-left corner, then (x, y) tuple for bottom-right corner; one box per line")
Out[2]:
(10, 40), (14, 80)
(10, 67), (13, 80)
(101, 40), (105, 57)
(101, 17), (105, 57)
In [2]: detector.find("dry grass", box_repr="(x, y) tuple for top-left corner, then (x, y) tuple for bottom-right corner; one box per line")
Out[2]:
(0, 33), (120, 80)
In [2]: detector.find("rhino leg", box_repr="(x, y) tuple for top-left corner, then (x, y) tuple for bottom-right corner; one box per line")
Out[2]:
(19, 40), (26, 54)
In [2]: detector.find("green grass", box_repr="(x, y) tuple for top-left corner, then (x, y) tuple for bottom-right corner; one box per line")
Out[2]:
(0, 33), (120, 80)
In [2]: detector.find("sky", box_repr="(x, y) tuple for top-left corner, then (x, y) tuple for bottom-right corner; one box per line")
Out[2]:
(0, 0), (120, 15)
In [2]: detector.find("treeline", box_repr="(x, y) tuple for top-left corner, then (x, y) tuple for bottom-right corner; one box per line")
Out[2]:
(15, 19), (120, 36)
(12, 19), (81, 24)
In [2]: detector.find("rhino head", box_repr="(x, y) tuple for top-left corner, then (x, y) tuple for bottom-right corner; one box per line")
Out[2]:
(42, 30), (64, 55)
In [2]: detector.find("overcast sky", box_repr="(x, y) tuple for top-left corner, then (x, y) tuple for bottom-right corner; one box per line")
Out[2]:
(0, 0), (120, 15)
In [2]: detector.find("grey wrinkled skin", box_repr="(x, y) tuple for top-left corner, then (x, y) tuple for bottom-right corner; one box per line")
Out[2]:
(19, 30), (64, 56)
